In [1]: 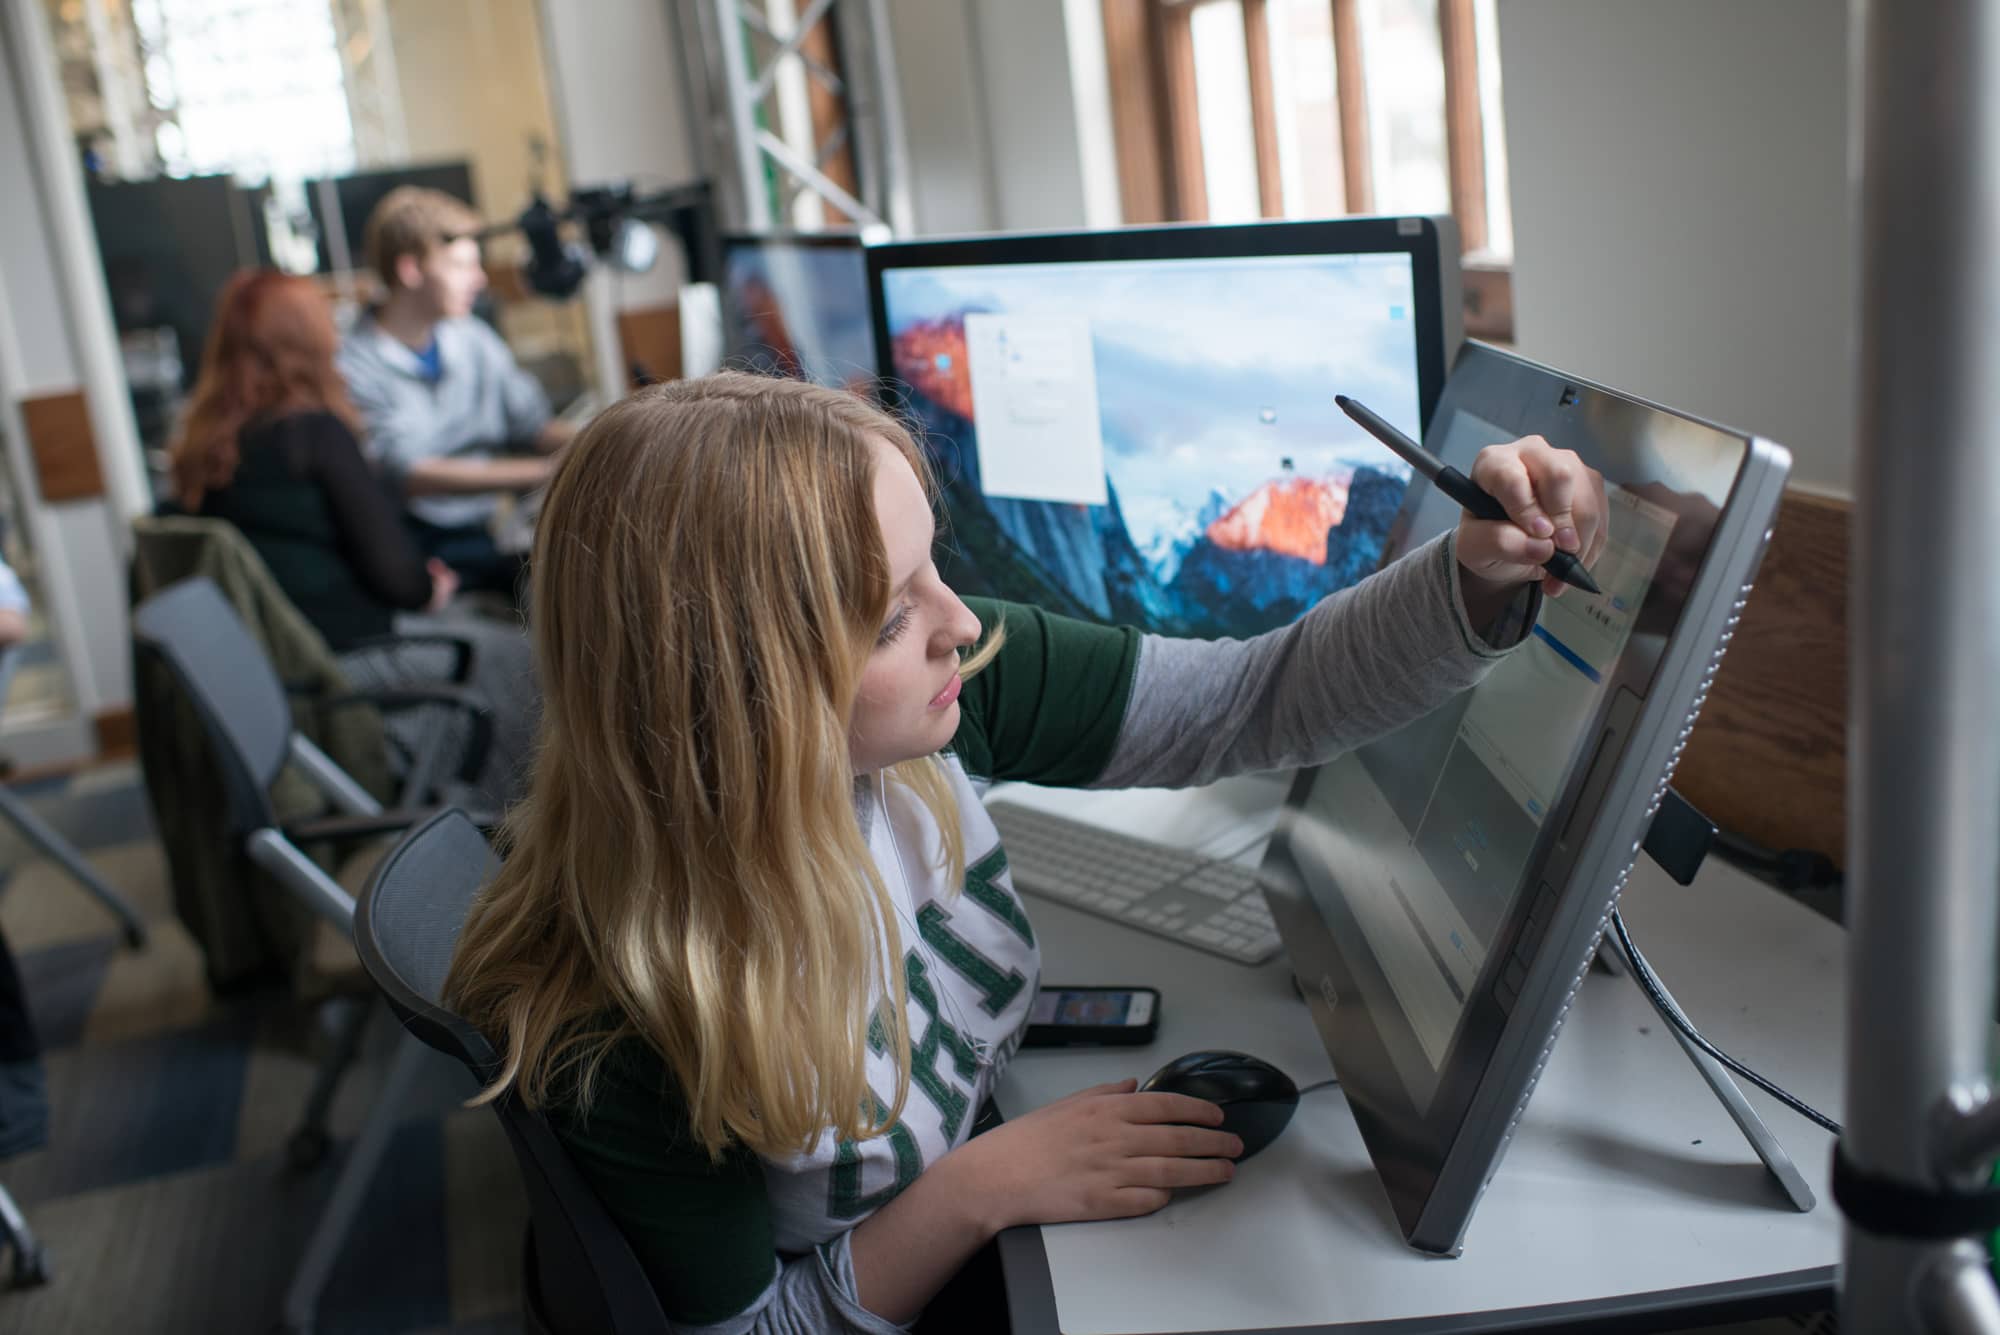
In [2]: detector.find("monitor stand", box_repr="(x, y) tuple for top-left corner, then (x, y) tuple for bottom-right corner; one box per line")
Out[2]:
(1601, 930), (1816, 1212)
(1601, 788), (1817, 1213)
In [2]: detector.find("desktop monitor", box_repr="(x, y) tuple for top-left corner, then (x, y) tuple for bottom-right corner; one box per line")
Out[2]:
(304, 161), (477, 273)
(87, 174), (273, 390)
(868, 217), (1462, 639)
(721, 232), (876, 394)
(1259, 341), (1790, 1255)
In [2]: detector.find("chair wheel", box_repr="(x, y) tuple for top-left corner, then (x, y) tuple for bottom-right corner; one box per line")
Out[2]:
(10, 1243), (49, 1288)
(286, 1126), (331, 1173)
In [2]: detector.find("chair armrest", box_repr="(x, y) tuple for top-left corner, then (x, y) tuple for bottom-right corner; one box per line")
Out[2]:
(318, 686), (495, 786)
(339, 632), (478, 684)
(284, 805), (502, 847)
(282, 808), (448, 847)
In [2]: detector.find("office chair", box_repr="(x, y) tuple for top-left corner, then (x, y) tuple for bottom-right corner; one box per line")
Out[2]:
(129, 577), (494, 1335)
(355, 809), (671, 1335)
(129, 514), (494, 819)
(330, 632), (488, 812)
(0, 648), (148, 949)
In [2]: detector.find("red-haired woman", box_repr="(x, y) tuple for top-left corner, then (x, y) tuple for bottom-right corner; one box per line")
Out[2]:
(168, 269), (456, 650)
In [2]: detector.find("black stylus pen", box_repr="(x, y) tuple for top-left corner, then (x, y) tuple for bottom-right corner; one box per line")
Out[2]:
(1334, 394), (1601, 596)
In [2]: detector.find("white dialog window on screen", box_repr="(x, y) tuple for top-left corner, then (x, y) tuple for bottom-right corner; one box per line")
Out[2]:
(964, 312), (1109, 506)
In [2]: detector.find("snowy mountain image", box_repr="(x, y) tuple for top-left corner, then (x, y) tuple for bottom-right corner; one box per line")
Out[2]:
(881, 257), (1424, 639)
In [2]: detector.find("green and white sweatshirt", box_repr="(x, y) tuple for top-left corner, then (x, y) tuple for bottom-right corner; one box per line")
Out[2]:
(555, 533), (1539, 1332)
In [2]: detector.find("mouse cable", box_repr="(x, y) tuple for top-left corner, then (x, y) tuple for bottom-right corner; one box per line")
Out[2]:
(1609, 908), (1842, 1137)
(1297, 1077), (1340, 1097)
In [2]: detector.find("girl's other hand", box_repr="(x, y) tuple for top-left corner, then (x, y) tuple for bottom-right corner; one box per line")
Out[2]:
(944, 1078), (1241, 1232)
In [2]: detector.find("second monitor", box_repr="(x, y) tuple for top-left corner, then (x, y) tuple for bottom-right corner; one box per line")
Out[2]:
(868, 217), (1462, 640)
(721, 231), (876, 395)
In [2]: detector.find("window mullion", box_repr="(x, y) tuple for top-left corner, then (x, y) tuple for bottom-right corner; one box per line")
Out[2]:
(1330, 0), (1373, 214)
(1438, 0), (1487, 250)
(1241, 0), (1284, 217)
(1157, 3), (1208, 221)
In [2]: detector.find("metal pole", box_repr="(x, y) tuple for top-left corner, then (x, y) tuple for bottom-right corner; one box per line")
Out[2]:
(663, 0), (716, 186)
(684, 0), (907, 233)
(859, 0), (914, 234)
(1927, 1247), (2000, 1335)
(1845, 0), (2000, 1330)
(714, 0), (776, 228)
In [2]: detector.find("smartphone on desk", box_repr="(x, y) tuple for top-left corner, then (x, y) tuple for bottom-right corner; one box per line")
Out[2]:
(1021, 986), (1159, 1047)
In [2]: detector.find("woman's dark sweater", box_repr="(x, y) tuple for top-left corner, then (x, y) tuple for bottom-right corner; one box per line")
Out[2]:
(198, 411), (431, 650)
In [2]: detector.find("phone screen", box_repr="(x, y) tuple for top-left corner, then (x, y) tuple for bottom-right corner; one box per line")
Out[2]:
(1029, 988), (1147, 1026)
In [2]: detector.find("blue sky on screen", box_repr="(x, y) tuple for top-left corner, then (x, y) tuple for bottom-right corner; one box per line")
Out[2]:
(882, 255), (1423, 553)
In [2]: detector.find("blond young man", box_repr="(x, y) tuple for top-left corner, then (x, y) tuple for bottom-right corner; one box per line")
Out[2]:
(337, 186), (575, 591)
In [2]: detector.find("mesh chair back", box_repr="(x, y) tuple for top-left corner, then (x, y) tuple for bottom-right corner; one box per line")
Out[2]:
(130, 577), (292, 833)
(355, 811), (670, 1335)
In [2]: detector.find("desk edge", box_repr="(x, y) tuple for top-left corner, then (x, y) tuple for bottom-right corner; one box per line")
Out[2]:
(997, 1227), (1834, 1335)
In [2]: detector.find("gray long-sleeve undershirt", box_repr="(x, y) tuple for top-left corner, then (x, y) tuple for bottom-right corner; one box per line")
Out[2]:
(1096, 531), (1538, 790)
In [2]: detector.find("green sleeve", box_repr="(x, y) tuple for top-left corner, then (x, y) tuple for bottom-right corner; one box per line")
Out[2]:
(951, 597), (1142, 786)
(554, 1039), (777, 1325)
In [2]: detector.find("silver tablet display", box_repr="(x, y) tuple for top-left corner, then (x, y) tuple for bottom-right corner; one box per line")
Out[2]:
(1261, 342), (1790, 1255)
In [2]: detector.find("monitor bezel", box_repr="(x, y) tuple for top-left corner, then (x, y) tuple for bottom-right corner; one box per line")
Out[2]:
(863, 216), (1461, 437)
(720, 228), (873, 253)
(1259, 341), (1791, 1256)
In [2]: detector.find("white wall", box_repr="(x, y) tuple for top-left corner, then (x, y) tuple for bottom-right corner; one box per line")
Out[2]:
(1499, 1), (1855, 496)
(887, 0), (1111, 235)
(963, 0), (1098, 232)
(1059, 0), (1122, 229)
(885, 0), (997, 234)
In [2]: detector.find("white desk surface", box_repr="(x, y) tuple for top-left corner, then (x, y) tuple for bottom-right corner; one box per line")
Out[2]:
(992, 784), (1844, 1335)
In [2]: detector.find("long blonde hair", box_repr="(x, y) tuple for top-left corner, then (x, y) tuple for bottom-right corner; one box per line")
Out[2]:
(445, 373), (987, 1161)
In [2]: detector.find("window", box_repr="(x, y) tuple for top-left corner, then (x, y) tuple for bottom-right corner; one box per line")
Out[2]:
(1100, 0), (1514, 336)
(1188, 1), (1260, 222)
(129, 0), (356, 185)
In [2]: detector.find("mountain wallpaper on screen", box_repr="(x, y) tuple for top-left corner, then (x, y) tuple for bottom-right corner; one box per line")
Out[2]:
(893, 314), (1410, 641)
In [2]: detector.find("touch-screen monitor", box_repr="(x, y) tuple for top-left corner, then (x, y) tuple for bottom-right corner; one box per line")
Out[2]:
(1260, 341), (1791, 1255)
(868, 217), (1462, 638)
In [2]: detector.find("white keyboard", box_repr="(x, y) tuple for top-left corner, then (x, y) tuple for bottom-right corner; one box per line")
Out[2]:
(987, 801), (1283, 965)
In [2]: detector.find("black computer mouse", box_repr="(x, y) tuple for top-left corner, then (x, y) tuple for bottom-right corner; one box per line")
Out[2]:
(1140, 1050), (1299, 1161)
